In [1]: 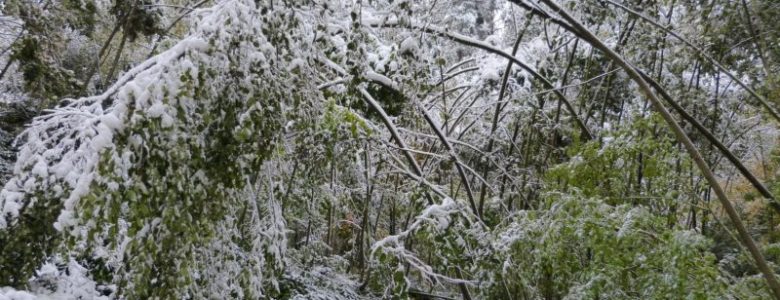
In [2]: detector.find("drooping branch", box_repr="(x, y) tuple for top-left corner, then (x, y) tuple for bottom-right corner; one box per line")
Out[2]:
(413, 100), (481, 220)
(317, 57), (433, 206)
(364, 69), (484, 222)
(637, 69), (780, 213)
(522, 1), (780, 298)
(510, 0), (780, 216)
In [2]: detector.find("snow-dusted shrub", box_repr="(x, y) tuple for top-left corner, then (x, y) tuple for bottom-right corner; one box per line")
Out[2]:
(491, 192), (729, 299)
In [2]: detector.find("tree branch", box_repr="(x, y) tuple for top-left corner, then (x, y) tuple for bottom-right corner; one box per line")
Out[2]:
(525, 1), (780, 298)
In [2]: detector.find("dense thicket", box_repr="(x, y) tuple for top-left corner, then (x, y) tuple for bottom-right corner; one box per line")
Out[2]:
(1, 0), (780, 299)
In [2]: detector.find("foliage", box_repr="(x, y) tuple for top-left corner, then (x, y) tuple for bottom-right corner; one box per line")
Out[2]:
(1, 0), (780, 299)
(494, 192), (728, 299)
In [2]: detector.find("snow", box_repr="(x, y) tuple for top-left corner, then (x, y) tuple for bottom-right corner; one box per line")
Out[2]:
(31, 160), (47, 178)
(399, 36), (419, 55)
(369, 197), (475, 286)
(364, 71), (397, 90)
(0, 260), (111, 300)
(146, 102), (166, 118)
(478, 55), (503, 82)
(0, 0), (777, 299)
(0, 288), (37, 300)
(616, 208), (640, 238)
